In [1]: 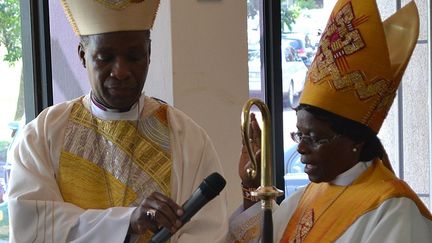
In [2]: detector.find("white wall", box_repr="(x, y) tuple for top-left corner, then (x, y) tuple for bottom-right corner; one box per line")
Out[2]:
(172, 0), (248, 213)
(145, 0), (174, 105)
(146, 0), (249, 213)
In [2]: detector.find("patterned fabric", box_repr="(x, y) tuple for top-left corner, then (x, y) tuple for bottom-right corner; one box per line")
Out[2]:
(280, 160), (432, 242)
(300, 0), (419, 133)
(60, 0), (160, 35)
(231, 211), (262, 243)
(289, 209), (314, 242)
(94, 0), (145, 10)
(57, 101), (171, 209)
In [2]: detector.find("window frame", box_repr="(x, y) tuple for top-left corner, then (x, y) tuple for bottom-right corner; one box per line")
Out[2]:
(20, 0), (53, 122)
(260, 0), (286, 202)
(428, 0), (432, 209)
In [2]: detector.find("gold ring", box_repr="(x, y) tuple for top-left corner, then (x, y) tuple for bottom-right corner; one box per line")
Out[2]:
(146, 209), (156, 221)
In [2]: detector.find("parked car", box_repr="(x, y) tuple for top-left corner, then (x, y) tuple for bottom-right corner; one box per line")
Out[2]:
(282, 60), (308, 108)
(282, 32), (316, 68)
(248, 56), (308, 109)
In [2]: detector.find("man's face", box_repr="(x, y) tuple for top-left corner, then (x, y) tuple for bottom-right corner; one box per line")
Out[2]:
(79, 31), (151, 110)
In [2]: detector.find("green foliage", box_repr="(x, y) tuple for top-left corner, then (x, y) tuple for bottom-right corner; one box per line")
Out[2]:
(0, 141), (8, 150)
(282, 5), (300, 32)
(297, 0), (317, 9)
(247, 0), (318, 32)
(281, 0), (317, 32)
(0, 140), (9, 162)
(0, 0), (21, 65)
(0, 202), (9, 238)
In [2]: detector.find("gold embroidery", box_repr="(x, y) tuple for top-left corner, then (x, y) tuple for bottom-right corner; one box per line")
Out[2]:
(58, 102), (171, 209)
(309, 2), (396, 102)
(312, 2), (366, 79)
(283, 160), (432, 243)
(354, 78), (390, 99)
(290, 209), (314, 243)
(232, 210), (262, 241)
(94, 0), (145, 10)
(332, 71), (362, 90)
(69, 103), (171, 193)
(377, 92), (396, 111)
(307, 1), (394, 105)
(241, 225), (261, 242)
(58, 151), (136, 209)
(59, 0), (80, 35)
(281, 183), (349, 243)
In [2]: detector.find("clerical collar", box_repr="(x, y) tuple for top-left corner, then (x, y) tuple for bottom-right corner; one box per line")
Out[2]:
(331, 161), (372, 186)
(89, 93), (145, 121)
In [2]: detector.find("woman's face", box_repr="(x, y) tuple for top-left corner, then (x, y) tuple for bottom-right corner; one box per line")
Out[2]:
(296, 109), (360, 183)
(79, 31), (151, 110)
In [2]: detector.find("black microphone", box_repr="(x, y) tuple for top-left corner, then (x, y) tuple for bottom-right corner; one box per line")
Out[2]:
(150, 172), (226, 243)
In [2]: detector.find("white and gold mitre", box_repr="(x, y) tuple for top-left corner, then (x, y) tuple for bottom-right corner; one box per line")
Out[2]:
(60, 0), (160, 35)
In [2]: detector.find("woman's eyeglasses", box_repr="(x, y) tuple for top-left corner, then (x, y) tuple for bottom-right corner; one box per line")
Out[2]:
(290, 131), (341, 149)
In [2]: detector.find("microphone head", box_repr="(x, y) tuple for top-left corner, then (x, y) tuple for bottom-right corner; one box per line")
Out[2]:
(199, 172), (226, 200)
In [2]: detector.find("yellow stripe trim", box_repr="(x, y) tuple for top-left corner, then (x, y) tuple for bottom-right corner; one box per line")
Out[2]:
(281, 160), (432, 242)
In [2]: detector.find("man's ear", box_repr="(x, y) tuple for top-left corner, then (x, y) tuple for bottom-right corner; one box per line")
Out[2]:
(78, 43), (86, 68)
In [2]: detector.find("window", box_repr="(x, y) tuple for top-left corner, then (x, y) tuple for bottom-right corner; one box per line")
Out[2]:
(0, 1), (54, 240)
(0, 0), (24, 240)
(0, 0), (23, 194)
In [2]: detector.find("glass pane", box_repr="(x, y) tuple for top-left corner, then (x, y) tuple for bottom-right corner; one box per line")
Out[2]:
(247, 0), (264, 130)
(247, 0), (264, 102)
(0, 0), (24, 240)
(281, 0), (334, 197)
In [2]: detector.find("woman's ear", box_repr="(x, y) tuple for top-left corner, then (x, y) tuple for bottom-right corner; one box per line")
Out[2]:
(78, 43), (86, 68)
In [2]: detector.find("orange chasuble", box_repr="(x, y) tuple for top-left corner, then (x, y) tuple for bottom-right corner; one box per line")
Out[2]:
(280, 160), (432, 243)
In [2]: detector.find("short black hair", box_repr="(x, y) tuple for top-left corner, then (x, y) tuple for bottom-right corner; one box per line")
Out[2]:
(295, 104), (384, 161)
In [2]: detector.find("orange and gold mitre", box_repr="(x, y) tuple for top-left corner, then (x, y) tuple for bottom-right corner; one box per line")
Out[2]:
(60, 0), (160, 36)
(299, 0), (419, 133)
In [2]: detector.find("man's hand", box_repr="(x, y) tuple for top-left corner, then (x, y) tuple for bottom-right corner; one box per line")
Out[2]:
(130, 192), (184, 235)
